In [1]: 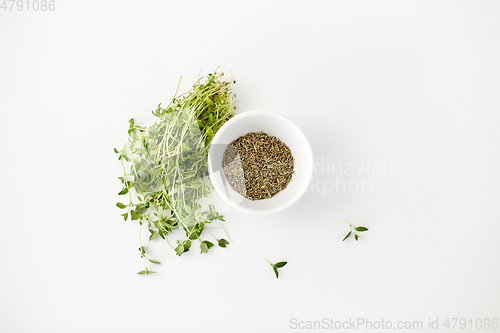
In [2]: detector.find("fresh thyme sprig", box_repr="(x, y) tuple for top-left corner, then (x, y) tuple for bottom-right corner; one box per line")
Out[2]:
(264, 258), (287, 279)
(342, 219), (369, 242)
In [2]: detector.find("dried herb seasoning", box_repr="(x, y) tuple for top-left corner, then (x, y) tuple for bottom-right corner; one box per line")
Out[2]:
(222, 132), (294, 200)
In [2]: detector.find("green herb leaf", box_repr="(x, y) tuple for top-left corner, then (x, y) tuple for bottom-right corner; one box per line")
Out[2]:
(122, 212), (129, 221)
(274, 261), (287, 268)
(203, 240), (214, 249)
(147, 258), (161, 265)
(130, 210), (139, 220)
(183, 240), (192, 250)
(218, 238), (229, 248)
(135, 206), (148, 215)
(342, 220), (368, 243)
(175, 245), (185, 256)
(265, 258), (287, 279)
(187, 225), (204, 240)
(114, 148), (120, 154)
(200, 242), (208, 253)
(137, 269), (156, 275)
(116, 202), (127, 209)
(158, 229), (165, 240)
(118, 188), (128, 195)
(149, 230), (160, 241)
(204, 97), (214, 106)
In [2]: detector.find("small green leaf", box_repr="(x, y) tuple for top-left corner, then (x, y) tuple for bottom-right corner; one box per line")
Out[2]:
(116, 202), (127, 209)
(354, 234), (359, 241)
(149, 230), (160, 241)
(274, 261), (287, 268)
(203, 240), (214, 249)
(218, 239), (229, 248)
(183, 240), (192, 250)
(135, 206), (148, 215)
(122, 212), (129, 221)
(355, 226), (368, 232)
(114, 148), (120, 154)
(200, 242), (208, 253)
(118, 188), (129, 195)
(187, 225), (204, 240)
(147, 258), (161, 265)
(273, 266), (279, 279)
(138, 269), (156, 275)
(204, 97), (214, 106)
(342, 230), (352, 241)
(175, 245), (185, 256)
(130, 210), (139, 220)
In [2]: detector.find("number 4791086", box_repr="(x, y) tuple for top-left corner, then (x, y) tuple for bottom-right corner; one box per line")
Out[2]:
(443, 318), (498, 330)
(1, 0), (56, 11)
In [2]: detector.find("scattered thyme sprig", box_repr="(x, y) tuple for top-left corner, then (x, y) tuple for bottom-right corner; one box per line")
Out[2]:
(342, 219), (369, 242)
(264, 258), (287, 279)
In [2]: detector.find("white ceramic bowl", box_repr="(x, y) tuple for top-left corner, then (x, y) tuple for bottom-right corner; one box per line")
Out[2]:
(208, 110), (313, 215)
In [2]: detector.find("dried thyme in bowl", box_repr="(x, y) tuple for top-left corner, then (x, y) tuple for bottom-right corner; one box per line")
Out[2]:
(222, 132), (294, 200)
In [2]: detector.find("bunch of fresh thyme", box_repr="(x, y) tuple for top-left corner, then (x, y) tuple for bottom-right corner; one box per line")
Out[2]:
(115, 72), (237, 274)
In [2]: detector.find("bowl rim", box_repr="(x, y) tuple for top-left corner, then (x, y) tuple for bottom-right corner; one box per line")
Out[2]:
(208, 110), (313, 215)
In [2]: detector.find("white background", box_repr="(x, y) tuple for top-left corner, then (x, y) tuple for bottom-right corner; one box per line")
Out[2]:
(1, 1), (499, 332)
